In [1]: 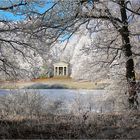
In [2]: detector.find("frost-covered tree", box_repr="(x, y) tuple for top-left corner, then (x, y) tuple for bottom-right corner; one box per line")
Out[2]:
(28, 0), (139, 108)
(0, 0), (53, 79)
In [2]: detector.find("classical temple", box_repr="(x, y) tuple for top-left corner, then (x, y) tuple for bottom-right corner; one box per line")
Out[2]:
(53, 61), (69, 77)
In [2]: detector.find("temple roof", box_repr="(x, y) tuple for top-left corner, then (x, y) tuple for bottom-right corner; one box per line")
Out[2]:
(53, 61), (69, 67)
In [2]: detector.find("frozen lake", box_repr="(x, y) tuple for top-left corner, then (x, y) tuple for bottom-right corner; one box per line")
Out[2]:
(0, 89), (115, 114)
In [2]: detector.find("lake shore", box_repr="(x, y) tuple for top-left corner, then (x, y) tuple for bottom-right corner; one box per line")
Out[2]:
(0, 78), (110, 89)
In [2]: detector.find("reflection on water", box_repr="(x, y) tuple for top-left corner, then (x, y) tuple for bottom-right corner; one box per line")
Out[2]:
(0, 89), (115, 114)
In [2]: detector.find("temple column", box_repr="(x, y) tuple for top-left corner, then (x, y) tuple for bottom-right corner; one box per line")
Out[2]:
(63, 67), (65, 76)
(54, 66), (56, 76)
(57, 67), (59, 76)
(66, 66), (68, 76)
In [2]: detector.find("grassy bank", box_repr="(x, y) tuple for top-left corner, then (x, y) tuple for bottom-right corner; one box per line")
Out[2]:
(0, 112), (139, 139)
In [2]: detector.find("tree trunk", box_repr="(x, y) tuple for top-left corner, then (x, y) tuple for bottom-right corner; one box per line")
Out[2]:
(119, 0), (138, 108)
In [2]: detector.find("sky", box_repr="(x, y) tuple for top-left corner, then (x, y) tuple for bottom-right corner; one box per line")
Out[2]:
(0, 0), (53, 21)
